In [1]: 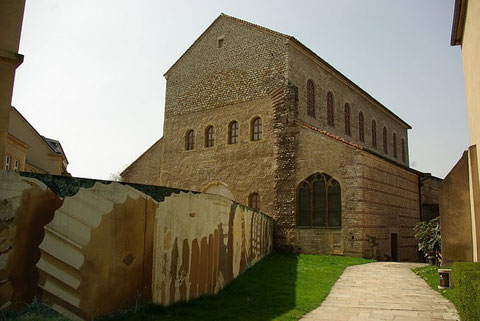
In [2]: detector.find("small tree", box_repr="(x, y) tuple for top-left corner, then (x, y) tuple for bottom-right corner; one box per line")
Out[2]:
(414, 217), (441, 262)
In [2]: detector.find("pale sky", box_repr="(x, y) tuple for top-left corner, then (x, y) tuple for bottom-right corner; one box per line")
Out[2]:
(12, 0), (468, 180)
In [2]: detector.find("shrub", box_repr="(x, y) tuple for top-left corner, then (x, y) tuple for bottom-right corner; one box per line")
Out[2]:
(453, 262), (480, 321)
(414, 217), (441, 260)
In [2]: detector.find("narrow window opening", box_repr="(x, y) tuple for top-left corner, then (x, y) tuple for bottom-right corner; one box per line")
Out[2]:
(372, 120), (377, 148)
(344, 103), (351, 136)
(359, 112), (365, 142)
(383, 127), (388, 154)
(307, 79), (315, 118)
(251, 117), (262, 141)
(185, 130), (194, 150)
(327, 92), (334, 127)
(249, 193), (260, 211)
(228, 121), (239, 144)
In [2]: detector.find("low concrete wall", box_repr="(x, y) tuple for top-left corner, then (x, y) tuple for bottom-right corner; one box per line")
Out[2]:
(0, 171), (273, 320)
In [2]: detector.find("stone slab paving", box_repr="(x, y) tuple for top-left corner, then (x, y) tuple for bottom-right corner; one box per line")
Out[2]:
(301, 262), (460, 321)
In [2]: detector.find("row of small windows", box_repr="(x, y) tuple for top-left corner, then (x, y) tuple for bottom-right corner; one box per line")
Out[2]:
(5, 156), (19, 171)
(185, 117), (262, 150)
(306, 80), (406, 163)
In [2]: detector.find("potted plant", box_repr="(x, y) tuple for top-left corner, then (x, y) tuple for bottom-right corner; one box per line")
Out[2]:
(414, 217), (441, 265)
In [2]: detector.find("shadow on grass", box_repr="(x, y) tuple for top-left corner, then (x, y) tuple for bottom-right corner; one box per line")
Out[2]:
(99, 253), (372, 321)
(6, 253), (372, 321)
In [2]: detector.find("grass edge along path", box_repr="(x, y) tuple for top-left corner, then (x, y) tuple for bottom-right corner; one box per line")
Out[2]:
(412, 265), (457, 308)
(8, 253), (373, 321)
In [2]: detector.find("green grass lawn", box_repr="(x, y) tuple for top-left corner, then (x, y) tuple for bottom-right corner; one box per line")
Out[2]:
(8, 253), (372, 321)
(412, 265), (457, 306)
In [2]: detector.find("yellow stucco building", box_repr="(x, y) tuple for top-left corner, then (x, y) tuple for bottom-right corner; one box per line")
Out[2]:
(6, 106), (69, 175)
(441, 0), (480, 265)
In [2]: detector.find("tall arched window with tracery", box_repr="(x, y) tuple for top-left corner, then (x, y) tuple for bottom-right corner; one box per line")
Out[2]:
(327, 92), (334, 127)
(251, 117), (262, 141)
(249, 193), (260, 211)
(401, 138), (406, 163)
(383, 126), (388, 154)
(358, 112), (365, 142)
(297, 173), (341, 228)
(185, 130), (194, 150)
(344, 103), (351, 136)
(205, 126), (214, 147)
(228, 121), (239, 144)
(393, 133), (397, 158)
(307, 79), (315, 118)
(371, 119), (377, 148)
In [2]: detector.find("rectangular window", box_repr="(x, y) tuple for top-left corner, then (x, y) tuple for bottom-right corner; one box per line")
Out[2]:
(5, 156), (10, 170)
(14, 160), (19, 171)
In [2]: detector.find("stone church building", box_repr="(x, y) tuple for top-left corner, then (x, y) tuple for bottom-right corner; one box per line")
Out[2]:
(122, 14), (438, 261)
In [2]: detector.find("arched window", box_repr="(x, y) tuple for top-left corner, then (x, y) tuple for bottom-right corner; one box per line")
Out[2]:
(401, 139), (406, 163)
(371, 120), (377, 148)
(358, 112), (365, 142)
(185, 130), (194, 150)
(327, 92), (334, 127)
(251, 117), (262, 141)
(205, 126), (214, 147)
(383, 127), (388, 154)
(228, 121), (239, 144)
(249, 193), (260, 211)
(393, 133), (397, 158)
(297, 173), (341, 228)
(344, 103), (351, 136)
(307, 79), (315, 118)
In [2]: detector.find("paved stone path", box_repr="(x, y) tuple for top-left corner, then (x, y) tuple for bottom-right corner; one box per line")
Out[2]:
(301, 262), (460, 321)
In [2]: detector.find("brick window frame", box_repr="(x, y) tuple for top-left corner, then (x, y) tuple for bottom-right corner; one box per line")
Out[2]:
(327, 92), (334, 127)
(228, 121), (239, 144)
(249, 193), (260, 211)
(383, 126), (388, 154)
(358, 112), (365, 142)
(344, 103), (351, 136)
(185, 130), (194, 150)
(205, 126), (214, 148)
(307, 79), (315, 118)
(251, 117), (262, 141)
(393, 133), (398, 159)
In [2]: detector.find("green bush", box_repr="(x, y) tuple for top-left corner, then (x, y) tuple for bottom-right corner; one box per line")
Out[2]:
(453, 262), (480, 321)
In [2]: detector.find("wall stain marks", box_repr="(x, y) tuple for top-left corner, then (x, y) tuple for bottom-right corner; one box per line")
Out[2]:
(153, 194), (273, 307)
(0, 172), (273, 320)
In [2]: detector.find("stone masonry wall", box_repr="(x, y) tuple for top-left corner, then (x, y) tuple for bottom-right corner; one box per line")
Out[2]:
(121, 138), (163, 185)
(287, 43), (410, 166)
(164, 15), (288, 116)
(359, 152), (420, 261)
(159, 97), (277, 215)
(291, 123), (419, 261)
